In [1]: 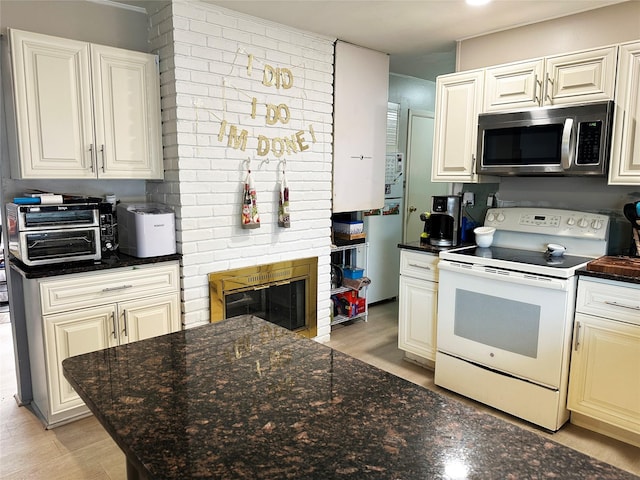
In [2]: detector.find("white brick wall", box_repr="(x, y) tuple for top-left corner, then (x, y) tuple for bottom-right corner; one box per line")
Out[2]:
(149, 1), (335, 340)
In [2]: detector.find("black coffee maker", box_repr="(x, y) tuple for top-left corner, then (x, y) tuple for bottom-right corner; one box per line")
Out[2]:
(422, 195), (462, 247)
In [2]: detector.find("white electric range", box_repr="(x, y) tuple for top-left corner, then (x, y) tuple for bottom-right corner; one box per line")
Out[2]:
(434, 207), (610, 431)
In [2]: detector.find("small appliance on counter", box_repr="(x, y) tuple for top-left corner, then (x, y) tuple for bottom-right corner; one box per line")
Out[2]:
(423, 195), (462, 247)
(6, 202), (101, 266)
(99, 202), (118, 254)
(117, 203), (176, 258)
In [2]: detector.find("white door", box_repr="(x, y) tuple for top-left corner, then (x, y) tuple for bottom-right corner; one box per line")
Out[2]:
(9, 29), (95, 179)
(431, 71), (483, 182)
(91, 44), (163, 179)
(404, 110), (447, 243)
(398, 275), (438, 361)
(45, 305), (116, 414)
(119, 293), (181, 344)
(568, 313), (640, 434)
(333, 41), (389, 212)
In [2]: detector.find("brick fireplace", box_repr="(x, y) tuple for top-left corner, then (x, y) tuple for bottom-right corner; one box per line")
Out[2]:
(209, 257), (318, 338)
(147, 1), (335, 340)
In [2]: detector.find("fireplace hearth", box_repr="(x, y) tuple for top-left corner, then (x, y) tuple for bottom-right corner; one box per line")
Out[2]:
(208, 258), (318, 338)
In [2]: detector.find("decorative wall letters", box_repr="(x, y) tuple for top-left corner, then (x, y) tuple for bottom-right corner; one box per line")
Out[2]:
(216, 53), (317, 158)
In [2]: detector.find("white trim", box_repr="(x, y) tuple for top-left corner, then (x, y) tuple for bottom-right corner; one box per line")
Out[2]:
(86, 0), (148, 15)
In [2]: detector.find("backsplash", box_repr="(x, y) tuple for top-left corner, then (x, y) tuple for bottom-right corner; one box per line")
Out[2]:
(147, 1), (336, 338)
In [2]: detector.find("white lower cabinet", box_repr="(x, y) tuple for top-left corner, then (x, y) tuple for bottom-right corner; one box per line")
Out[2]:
(567, 277), (640, 447)
(398, 250), (438, 365)
(25, 262), (181, 428)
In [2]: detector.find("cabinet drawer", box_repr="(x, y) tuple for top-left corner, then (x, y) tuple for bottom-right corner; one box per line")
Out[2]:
(576, 278), (640, 326)
(400, 250), (438, 281)
(40, 262), (180, 315)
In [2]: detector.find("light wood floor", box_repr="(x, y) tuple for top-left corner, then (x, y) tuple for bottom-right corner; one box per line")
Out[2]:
(1, 302), (638, 479)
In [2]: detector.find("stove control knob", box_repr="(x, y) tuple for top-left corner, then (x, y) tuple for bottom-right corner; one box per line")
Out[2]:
(591, 219), (603, 230)
(567, 217), (576, 226)
(578, 218), (589, 228)
(487, 213), (496, 222)
(496, 213), (506, 222)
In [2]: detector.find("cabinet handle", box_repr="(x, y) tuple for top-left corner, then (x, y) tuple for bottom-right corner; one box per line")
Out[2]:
(604, 300), (640, 311)
(100, 144), (105, 172)
(545, 73), (553, 104)
(102, 284), (134, 292)
(471, 154), (476, 174)
(350, 155), (372, 160)
(573, 321), (581, 351)
(88, 144), (95, 172)
(122, 310), (128, 337)
(408, 263), (431, 270)
(111, 312), (117, 339)
(534, 74), (542, 105)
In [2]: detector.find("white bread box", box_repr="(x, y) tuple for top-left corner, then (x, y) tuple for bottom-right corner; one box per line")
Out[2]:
(117, 203), (176, 258)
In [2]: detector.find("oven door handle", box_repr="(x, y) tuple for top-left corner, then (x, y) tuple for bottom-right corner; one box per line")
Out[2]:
(438, 261), (569, 291)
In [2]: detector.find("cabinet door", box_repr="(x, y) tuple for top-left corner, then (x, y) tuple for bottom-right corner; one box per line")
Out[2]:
(431, 70), (483, 183)
(91, 45), (163, 179)
(119, 293), (181, 344)
(333, 41), (389, 213)
(609, 41), (640, 185)
(398, 275), (438, 361)
(44, 305), (116, 415)
(9, 29), (95, 179)
(544, 46), (617, 106)
(484, 59), (544, 112)
(568, 313), (640, 435)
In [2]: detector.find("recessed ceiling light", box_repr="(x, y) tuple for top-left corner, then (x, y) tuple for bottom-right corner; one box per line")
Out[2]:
(466, 0), (492, 5)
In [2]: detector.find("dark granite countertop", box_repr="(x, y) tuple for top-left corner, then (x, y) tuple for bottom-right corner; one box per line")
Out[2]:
(577, 267), (640, 285)
(9, 252), (182, 279)
(63, 315), (638, 480)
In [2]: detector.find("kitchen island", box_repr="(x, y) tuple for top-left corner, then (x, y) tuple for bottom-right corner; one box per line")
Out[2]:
(63, 315), (638, 480)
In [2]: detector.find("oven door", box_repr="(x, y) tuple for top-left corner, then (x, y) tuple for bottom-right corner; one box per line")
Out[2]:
(16, 228), (101, 266)
(436, 260), (576, 389)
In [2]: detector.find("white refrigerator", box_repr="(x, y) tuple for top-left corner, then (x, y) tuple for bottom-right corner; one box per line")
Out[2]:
(363, 153), (404, 305)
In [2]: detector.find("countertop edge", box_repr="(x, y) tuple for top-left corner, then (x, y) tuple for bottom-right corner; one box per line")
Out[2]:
(577, 268), (640, 285)
(9, 253), (182, 279)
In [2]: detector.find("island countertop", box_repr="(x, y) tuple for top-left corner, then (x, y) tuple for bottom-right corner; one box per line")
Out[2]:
(63, 315), (638, 480)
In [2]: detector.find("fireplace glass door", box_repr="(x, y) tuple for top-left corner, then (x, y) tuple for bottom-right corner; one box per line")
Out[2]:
(225, 279), (306, 331)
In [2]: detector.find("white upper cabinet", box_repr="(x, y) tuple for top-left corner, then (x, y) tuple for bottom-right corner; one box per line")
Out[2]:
(484, 46), (617, 112)
(431, 70), (484, 183)
(9, 29), (163, 180)
(609, 41), (640, 185)
(484, 59), (544, 111)
(333, 41), (389, 213)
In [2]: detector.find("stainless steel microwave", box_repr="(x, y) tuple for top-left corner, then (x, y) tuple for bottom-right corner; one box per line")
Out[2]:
(477, 101), (614, 176)
(6, 202), (101, 266)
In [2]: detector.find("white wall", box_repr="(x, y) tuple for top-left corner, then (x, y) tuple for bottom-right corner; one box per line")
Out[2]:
(148, 1), (336, 338)
(457, 1), (640, 71)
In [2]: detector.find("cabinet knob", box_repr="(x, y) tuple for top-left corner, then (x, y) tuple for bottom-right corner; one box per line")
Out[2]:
(409, 206), (417, 213)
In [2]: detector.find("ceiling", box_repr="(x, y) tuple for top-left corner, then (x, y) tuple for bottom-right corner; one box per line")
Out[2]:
(204, 0), (625, 79)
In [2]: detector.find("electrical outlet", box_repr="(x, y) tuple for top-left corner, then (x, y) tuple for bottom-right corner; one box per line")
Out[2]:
(463, 192), (475, 206)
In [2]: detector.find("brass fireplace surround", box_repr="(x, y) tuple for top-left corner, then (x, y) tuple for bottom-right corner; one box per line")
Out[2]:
(208, 257), (318, 338)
